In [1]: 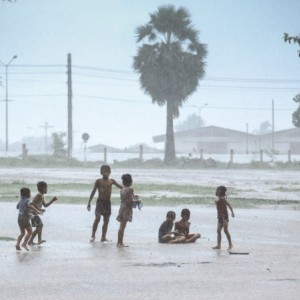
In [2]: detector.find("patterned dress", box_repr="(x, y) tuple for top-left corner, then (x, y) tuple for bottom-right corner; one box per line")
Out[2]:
(117, 187), (133, 222)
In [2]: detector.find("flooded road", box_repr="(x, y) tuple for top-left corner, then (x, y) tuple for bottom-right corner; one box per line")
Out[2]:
(1, 202), (300, 299)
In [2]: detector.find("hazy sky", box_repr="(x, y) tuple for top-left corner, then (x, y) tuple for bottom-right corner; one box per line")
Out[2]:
(1, 0), (300, 150)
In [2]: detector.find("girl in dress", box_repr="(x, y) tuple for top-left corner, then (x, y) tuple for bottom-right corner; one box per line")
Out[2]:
(116, 174), (141, 247)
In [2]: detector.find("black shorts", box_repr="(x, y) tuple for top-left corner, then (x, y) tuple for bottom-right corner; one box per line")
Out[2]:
(18, 216), (31, 228)
(95, 200), (111, 216)
(31, 215), (43, 227)
(218, 217), (229, 225)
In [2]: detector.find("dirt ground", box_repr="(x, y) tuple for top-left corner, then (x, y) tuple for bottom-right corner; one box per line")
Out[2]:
(1, 167), (300, 299)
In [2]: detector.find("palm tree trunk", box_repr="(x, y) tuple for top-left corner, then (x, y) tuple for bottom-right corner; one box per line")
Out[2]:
(164, 101), (176, 165)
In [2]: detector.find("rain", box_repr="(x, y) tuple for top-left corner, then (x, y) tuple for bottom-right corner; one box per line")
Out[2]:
(1, 1), (300, 299)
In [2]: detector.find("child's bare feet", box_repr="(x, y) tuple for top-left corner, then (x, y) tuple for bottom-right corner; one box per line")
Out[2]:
(228, 244), (233, 250)
(38, 240), (46, 245)
(212, 245), (221, 249)
(116, 243), (128, 248)
(21, 244), (29, 251)
(28, 242), (38, 246)
(101, 238), (111, 243)
(15, 245), (21, 251)
(89, 237), (95, 243)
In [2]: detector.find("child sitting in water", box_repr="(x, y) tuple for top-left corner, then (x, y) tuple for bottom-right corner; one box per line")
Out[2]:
(171, 208), (201, 243)
(158, 211), (177, 243)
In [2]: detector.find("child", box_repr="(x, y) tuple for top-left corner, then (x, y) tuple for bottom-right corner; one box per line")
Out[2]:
(116, 174), (141, 247)
(28, 181), (58, 246)
(172, 208), (201, 243)
(16, 187), (44, 251)
(158, 211), (176, 243)
(212, 185), (235, 250)
(87, 165), (122, 243)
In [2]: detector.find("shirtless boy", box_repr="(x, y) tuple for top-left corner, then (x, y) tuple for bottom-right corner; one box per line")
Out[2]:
(172, 208), (201, 244)
(212, 185), (235, 250)
(87, 165), (122, 243)
(28, 181), (57, 245)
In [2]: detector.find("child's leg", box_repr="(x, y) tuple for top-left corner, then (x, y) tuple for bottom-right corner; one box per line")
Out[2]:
(186, 233), (201, 243)
(22, 225), (33, 251)
(169, 235), (186, 244)
(37, 223), (45, 243)
(16, 227), (25, 250)
(90, 214), (101, 242)
(212, 223), (222, 249)
(29, 227), (38, 244)
(117, 221), (127, 247)
(223, 221), (233, 250)
(101, 215), (110, 242)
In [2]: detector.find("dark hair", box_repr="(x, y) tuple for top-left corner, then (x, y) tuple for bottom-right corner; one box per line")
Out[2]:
(37, 181), (47, 191)
(121, 174), (132, 186)
(166, 211), (176, 219)
(216, 186), (227, 197)
(100, 165), (111, 173)
(20, 187), (31, 198)
(181, 208), (190, 218)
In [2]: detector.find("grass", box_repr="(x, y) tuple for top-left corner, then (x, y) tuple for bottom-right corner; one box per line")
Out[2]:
(2, 179), (300, 209)
(0, 237), (15, 241)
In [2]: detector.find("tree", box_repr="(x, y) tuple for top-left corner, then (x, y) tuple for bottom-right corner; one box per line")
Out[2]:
(52, 132), (67, 158)
(133, 5), (207, 164)
(252, 120), (272, 134)
(284, 33), (300, 127)
(292, 94), (300, 127)
(176, 113), (205, 131)
(284, 33), (300, 57)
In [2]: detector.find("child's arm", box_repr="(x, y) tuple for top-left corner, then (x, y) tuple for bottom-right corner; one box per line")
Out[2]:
(43, 196), (58, 207)
(226, 200), (235, 217)
(111, 179), (123, 189)
(87, 181), (98, 211)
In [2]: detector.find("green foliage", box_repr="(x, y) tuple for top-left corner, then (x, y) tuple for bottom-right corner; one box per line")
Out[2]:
(133, 5), (207, 164)
(52, 132), (67, 158)
(284, 32), (300, 57)
(292, 94), (300, 128)
(176, 113), (205, 131)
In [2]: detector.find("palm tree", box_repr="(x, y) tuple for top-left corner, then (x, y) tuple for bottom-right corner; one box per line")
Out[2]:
(133, 5), (207, 164)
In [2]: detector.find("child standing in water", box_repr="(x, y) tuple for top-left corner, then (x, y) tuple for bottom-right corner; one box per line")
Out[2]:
(116, 174), (141, 247)
(158, 211), (176, 243)
(87, 165), (122, 243)
(16, 187), (44, 251)
(212, 185), (235, 250)
(28, 181), (58, 246)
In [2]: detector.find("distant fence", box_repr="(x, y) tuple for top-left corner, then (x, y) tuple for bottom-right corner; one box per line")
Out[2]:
(1, 145), (300, 164)
(75, 147), (299, 164)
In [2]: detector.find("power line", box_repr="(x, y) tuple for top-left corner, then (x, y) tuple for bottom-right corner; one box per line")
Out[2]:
(3, 64), (300, 84)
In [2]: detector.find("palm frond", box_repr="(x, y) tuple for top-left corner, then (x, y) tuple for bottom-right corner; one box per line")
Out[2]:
(136, 25), (154, 42)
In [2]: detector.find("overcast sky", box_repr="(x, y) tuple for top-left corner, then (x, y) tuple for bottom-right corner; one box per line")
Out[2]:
(0, 0), (300, 150)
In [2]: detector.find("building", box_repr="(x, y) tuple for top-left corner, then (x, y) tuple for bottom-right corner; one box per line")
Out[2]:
(153, 126), (300, 154)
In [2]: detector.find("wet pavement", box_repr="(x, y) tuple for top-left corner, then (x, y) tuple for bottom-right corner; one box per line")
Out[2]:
(1, 203), (300, 299)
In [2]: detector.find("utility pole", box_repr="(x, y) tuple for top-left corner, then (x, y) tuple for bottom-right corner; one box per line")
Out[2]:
(67, 53), (73, 158)
(0, 55), (17, 152)
(40, 122), (53, 153)
(246, 123), (249, 154)
(272, 99), (275, 152)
